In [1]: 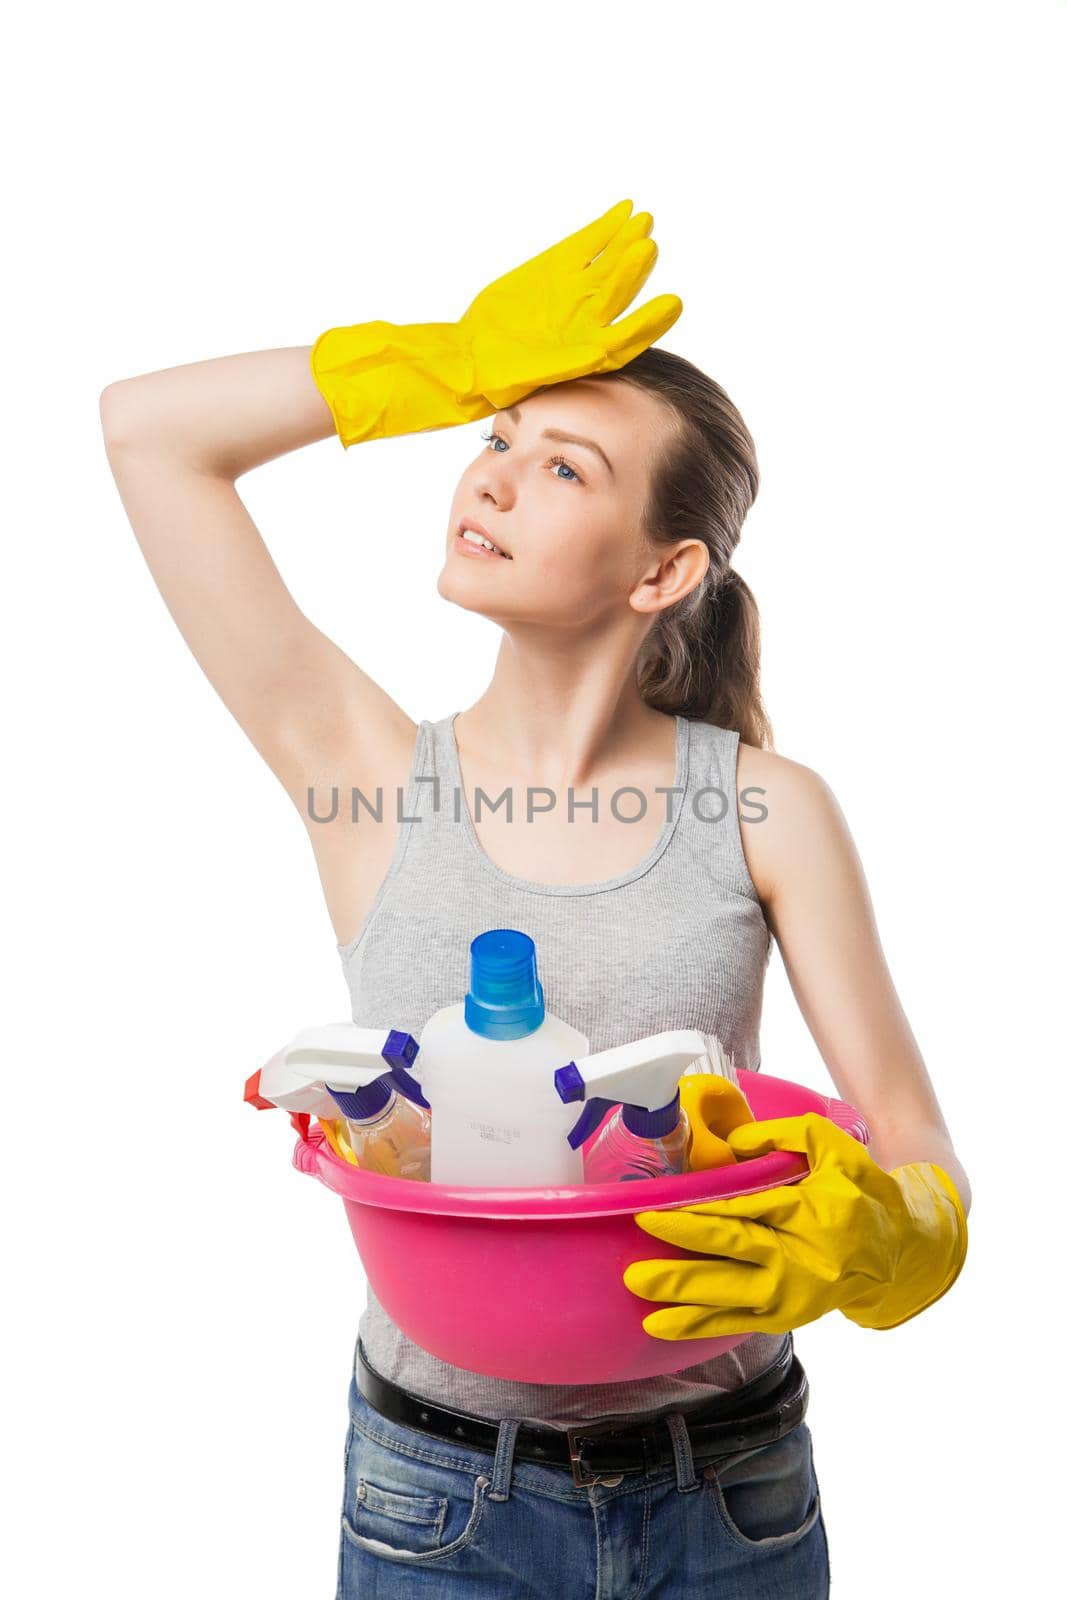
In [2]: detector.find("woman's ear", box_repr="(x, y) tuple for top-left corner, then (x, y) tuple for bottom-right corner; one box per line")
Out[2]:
(630, 539), (709, 615)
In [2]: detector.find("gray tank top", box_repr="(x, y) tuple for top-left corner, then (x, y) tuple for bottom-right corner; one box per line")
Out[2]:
(337, 710), (785, 1429)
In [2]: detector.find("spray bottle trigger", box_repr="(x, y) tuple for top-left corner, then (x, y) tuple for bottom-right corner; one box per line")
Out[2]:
(393, 1069), (431, 1110)
(566, 1097), (617, 1151)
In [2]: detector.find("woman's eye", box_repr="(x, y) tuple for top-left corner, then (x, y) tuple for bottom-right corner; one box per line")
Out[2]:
(548, 453), (582, 483)
(478, 430), (584, 485)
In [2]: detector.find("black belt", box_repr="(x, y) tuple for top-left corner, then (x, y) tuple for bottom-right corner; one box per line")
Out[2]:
(356, 1336), (808, 1489)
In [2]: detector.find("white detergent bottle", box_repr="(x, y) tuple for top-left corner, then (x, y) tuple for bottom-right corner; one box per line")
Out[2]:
(554, 1028), (709, 1183)
(416, 929), (591, 1187)
(258, 1024), (432, 1179)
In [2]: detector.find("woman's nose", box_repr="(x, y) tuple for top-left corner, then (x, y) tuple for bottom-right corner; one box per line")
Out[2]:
(475, 477), (511, 511)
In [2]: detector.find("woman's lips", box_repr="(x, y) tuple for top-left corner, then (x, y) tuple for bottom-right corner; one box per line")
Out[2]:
(453, 533), (511, 561)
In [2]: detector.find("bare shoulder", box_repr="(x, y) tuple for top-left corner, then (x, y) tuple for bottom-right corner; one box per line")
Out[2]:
(735, 740), (853, 909)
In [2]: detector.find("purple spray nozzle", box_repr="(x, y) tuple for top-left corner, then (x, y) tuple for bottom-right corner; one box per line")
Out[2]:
(554, 1061), (616, 1150)
(380, 1029), (430, 1109)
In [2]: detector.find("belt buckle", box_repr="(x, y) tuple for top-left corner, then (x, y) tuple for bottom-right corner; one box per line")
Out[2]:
(564, 1421), (631, 1489)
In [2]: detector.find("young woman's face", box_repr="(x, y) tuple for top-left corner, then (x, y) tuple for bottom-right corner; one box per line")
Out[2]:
(438, 377), (678, 628)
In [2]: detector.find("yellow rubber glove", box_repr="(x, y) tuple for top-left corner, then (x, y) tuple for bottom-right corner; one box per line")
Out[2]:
(623, 1112), (968, 1338)
(309, 198), (682, 448)
(678, 1074), (754, 1171)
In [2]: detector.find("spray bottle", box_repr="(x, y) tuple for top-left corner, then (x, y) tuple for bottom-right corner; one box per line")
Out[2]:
(246, 1025), (432, 1180)
(554, 1028), (709, 1183)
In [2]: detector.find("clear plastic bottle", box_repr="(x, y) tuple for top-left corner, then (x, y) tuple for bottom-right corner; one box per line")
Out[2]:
(251, 1024), (433, 1178)
(583, 1100), (691, 1183)
(328, 1077), (432, 1180)
(554, 1029), (710, 1185)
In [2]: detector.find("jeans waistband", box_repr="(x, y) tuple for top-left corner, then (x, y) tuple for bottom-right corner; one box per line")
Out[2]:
(355, 1335), (807, 1491)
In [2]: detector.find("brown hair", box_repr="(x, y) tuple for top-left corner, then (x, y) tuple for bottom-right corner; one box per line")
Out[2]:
(602, 346), (773, 751)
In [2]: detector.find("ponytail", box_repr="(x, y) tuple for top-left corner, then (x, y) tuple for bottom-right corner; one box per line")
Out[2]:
(605, 346), (773, 750)
(637, 567), (772, 749)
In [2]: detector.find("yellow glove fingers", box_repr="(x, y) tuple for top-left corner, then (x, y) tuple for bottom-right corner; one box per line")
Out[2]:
(725, 1112), (843, 1162)
(630, 1261), (790, 1338)
(516, 199), (635, 282)
(633, 1210), (776, 1265)
(643, 1302), (798, 1339)
(587, 210), (654, 286)
(726, 1114), (890, 1201)
(555, 234), (662, 344)
(728, 1113), (883, 1183)
(551, 197), (636, 272)
(588, 237), (660, 327)
(624, 1254), (770, 1307)
(642, 1198), (872, 1295)
(643, 1305), (727, 1339)
(597, 293), (684, 367)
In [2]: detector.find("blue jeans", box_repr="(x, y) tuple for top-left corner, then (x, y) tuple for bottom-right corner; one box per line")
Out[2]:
(335, 1361), (830, 1597)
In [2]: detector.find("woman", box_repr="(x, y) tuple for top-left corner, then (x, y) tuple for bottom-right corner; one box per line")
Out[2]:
(101, 200), (970, 1598)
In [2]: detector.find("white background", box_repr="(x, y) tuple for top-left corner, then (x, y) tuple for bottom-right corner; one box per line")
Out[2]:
(4, 2), (1064, 1595)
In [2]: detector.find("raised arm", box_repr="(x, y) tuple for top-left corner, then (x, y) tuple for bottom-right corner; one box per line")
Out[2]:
(99, 348), (415, 812)
(98, 200), (681, 844)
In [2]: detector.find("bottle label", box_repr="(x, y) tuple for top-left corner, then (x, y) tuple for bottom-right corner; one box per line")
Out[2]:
(468, 1119), (521, 1145)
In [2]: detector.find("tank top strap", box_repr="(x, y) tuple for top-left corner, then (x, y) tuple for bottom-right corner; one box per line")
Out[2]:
(427, 713), (462, 817)
(671, 719), (762, 904)
(401, 717), (451, 834)
(400, 713), (488, 843)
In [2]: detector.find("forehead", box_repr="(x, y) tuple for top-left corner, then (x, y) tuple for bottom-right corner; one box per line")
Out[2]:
(499, 378), (674, 473)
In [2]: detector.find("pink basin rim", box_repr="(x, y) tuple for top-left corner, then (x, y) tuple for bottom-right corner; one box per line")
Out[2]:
(292, 1069), (867, 1219)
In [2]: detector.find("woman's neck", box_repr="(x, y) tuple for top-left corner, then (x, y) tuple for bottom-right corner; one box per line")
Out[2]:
(454, 635), (674, 792)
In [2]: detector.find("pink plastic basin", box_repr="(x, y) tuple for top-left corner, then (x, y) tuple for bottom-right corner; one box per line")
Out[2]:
(292, 1068), (867, 1385)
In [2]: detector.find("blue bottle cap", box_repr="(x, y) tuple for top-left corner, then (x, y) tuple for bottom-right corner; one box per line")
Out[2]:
(464, 929), (545, 1040)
